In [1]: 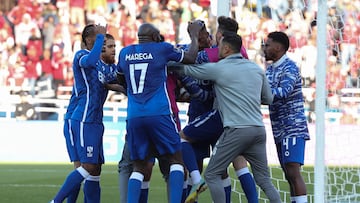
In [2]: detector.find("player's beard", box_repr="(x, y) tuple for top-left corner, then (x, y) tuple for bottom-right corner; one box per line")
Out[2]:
(104, 55), (115, 64)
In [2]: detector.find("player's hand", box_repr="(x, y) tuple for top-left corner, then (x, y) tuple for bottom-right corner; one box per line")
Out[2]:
(94, 24), (107, 35)
(187, 20), (204, 37)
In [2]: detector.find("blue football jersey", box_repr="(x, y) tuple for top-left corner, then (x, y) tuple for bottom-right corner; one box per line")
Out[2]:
(71, 34), (110, 123)
(97, 60), (119, 84)
(64, 87), (78, 120)
(64, 49), (89, 120)
(181, 48), (214, 121)
(118, 42), (184, 119)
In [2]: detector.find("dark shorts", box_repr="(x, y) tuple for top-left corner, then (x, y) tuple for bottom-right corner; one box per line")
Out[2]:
(183, 109), (223, 159)
(71, 120), (104, 164)
(63, 119), (79, 162)
(276, 137), (306, 165)
(127, 115), (181, 161)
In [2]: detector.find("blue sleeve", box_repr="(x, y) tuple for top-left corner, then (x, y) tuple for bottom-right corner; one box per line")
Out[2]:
(80, 34), (104, 68)
(272, 64), (297, 99)
(180, 75), (214, 102)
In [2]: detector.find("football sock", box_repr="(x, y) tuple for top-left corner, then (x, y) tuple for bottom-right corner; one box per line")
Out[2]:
(222, 177), (232, 203)
(181, 141), (199, 173)
(53, 167), (89, 203)
(83, 175), (101, 203)
(127, 172), (143, 203)
(293, 195), (308, 203)
(169, 164), (184, 203)
(181, 179), (188, 203)
(236, 167), (258, 203)
(66, 182), (81, 203)
(190, 170), (201, 185)
(181, 141), (201, 184)
(139, 181), (150, 203)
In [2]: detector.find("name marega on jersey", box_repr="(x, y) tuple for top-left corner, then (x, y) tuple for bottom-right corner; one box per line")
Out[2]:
(125, 53), (153, 61)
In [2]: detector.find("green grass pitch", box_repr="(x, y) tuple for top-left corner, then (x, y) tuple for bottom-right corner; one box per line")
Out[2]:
(0, 163), (319, 203)
(0, 163), (214, 203)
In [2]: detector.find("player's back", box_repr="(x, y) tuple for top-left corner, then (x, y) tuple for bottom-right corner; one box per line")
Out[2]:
(118, 42), (184, 119)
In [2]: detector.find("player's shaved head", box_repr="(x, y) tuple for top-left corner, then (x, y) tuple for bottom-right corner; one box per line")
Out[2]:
(138, 23), (161, 43)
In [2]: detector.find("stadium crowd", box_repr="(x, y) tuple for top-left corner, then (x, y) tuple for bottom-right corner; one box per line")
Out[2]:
(0, 0), (359, 124)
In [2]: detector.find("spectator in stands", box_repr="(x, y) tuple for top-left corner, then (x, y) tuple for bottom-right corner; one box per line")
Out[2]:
(121, 15), (137, 47)
(6, 0), (31, 27)
(22, 44), (40, 97)
(348, 50), (360, 88)
(42, 15), (56, 50)
(106, 0), (119, 15)
(42, 1), (58, 25)
(6, 46), (24, 87)
(69, 0), (86, 32)
(340, 15), (359, 84)
(0, 11), (13, 36)
(299, 34), (317, 87)
(167, 0), (183, 44)
(14, 13), (41, 55)
(51, 44), (69, 98)
(27, 28), (43, 60)
(15, 91), (36, 120)
(38, 48), (55, 97)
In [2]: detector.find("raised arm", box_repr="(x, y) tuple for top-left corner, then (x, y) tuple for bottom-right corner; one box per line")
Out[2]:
(80, 34), (105, 68)
(181, 21), (203, 64)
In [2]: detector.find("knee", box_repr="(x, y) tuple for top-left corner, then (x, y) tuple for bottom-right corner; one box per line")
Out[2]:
(143, 162), (154, 181)
(82, 163), (102, 176)
(284, 163), (302, 181)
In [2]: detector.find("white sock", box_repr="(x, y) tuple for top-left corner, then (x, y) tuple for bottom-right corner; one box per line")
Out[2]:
(222, 176), (231, 187)
(236, 167), (250, 177)
(141, 181), (150, 189)
(130, 172), (144, 181)
(86, 175), (100, 182)
(293, 195), (307, 203)
(76, 166), (90, 178)
(190, 170), (201, 185)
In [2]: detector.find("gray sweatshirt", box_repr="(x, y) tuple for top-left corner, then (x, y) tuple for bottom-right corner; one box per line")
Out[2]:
(182, 53), (273, 128)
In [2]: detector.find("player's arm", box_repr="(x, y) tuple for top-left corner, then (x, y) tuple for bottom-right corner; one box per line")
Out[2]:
(79, 34), (105, 68)
(104, 83), (126, 95)
(271, 65), (297, 99)
(179, 75), (214, 102)
(181, 21), (203, 64)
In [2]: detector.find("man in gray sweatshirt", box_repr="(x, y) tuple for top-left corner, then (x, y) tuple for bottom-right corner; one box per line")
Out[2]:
(170, 31), (281, 203)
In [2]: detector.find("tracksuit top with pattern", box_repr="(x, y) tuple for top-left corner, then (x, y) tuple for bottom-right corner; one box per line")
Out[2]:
(265, 55), (310, 144)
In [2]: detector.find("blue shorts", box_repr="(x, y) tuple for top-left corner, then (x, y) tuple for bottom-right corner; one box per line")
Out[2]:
(63, 119), (79, 162)
(183, 109), (223, 159)
(127, 115), (181, 161)
(71, 120), (105, 164)
(276, 137), (306, 165)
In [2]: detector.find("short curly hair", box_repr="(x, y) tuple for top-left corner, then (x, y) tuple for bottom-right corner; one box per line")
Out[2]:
(82, 24), (96, 46)
(267, 31), (290, 51)
(217, 16), (238, 33)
